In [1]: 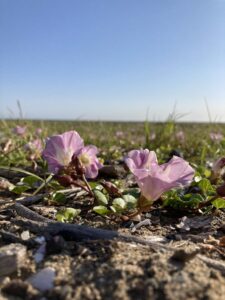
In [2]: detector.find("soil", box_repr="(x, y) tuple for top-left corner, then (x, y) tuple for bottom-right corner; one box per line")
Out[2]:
(1, 189), (225, 300)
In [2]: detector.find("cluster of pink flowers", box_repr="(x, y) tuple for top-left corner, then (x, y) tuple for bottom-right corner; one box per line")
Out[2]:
(42, 131), (102, 179)
(125, 149), (194, 204)
(42, 130), (195, 201)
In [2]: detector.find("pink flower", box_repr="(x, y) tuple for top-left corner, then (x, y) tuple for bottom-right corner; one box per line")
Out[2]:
(125, 149), (195, 202)
(211, 157), (225, 179)
(42, 131), (84, 174)
(175, 130), (185, 142)
(125, 149), (158, 179)
(12, 125), (26, 136)
(35, 128), (43, 136)
(25, 138), (43, 153)
(42, 131), (102, 178)
(115, 131), (124, 138)
(78, 145), (103, 178)
(210, 132), (223, 142)
(24, 139), (43, 160)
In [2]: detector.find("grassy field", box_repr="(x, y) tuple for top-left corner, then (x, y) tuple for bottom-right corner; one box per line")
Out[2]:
(2, 119), (225, 165)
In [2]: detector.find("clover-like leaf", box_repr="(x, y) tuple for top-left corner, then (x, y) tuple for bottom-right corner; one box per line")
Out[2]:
(198, 178), (215, 196)
(212, 198), (225, 209)
(56, 208), (81, 223)
(93, 205), (110, 215)
(52, 192), (67, 204)
(112, 198), (126, 212)
(93, 190), (108, 205)
(122, 194), (138, 209)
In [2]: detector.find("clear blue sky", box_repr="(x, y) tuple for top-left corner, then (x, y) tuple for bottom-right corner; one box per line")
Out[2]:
(0, 0), (225, 121)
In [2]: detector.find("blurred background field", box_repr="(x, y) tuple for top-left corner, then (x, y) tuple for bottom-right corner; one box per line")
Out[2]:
(1, 119), (225, 168)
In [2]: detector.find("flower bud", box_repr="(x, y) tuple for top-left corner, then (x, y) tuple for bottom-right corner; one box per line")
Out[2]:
(216, 183), (225, 197)
(211, 157), (225, 182)
(56, 175), (74, 187)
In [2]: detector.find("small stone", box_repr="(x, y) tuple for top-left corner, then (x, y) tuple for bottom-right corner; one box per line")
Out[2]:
(0, 244), (27, 277)
(0, 276), (10, 285)
(130, 214), (142, 222)
(34, 236), (46, 244)
(27, 267), (56, 292)
(21, 230), (30, 241)
(34, 243), (46, 264)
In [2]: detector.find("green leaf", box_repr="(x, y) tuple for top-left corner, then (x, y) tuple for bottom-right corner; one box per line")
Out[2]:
(52, 192), (66, 204)
(22, 175), (39, 187)
(11, 185), (29, 195)
(93, 205), (110, 215)
(212, 198), (225, 209)
(122, 194), (138, 209)
(204, 169), (211, 178)
(123, 188), (140, 199)
(112, 198), (126, 212)
(163, 190), (203, 209)
(56, 208), (81, 222)
(110, 205), (116, 213)
(89, 182), (102, 190)
(182, 193), (204, 202)
(198, 178), (215, 196)
(93, 190), (108, 205)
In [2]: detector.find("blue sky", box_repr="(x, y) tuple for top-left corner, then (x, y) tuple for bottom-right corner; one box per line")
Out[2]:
(0, 0), (225, 121)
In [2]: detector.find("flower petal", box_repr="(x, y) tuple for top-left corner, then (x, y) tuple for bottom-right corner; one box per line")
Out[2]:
(125, 149), (157, 179)
(42, 131), (84, 174)
(160, 156), (195, 186)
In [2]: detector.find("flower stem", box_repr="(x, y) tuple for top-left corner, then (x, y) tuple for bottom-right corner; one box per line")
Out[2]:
(71, 181), (90, 194)
(81, 174), (94, 197)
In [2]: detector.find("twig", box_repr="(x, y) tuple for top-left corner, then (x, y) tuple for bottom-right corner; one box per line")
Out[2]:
(16, 187), (83, 206)
(17, 194), (46, 206)
(81, 174), (94, 197)
(12, 203), (174, 251)
(13, 203), (53, 222)
(10, 203), (225, 277)
(0, 168), (24, 179)
(0, 230), (36, 247)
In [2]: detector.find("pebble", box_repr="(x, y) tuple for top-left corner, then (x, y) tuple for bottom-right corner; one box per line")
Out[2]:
(0, 244), (27, 277)
(34, 243), (46, 264)
(27, 267), (56, 292)
(21, 230), (30, 241)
